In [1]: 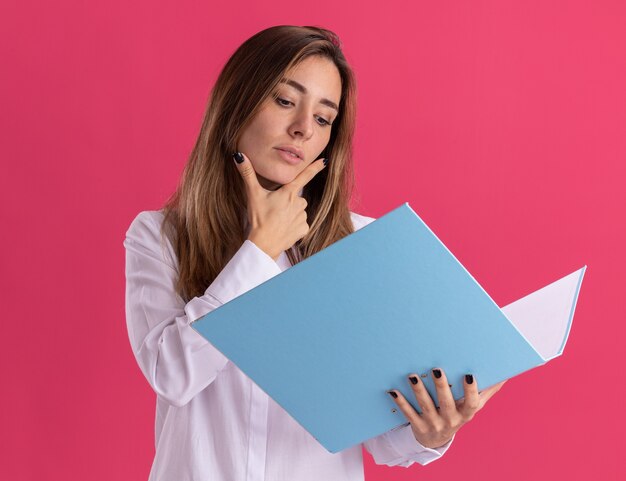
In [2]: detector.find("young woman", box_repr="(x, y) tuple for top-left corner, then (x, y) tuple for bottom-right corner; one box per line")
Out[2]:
(124, 25), (504, 481)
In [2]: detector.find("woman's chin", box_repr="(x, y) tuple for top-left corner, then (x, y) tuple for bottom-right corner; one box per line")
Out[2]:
(256, 172), (294, 191)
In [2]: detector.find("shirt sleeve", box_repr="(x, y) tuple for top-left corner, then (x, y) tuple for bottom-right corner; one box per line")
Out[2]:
(124, 211), (282, 408)
(362, 423), (454, 467)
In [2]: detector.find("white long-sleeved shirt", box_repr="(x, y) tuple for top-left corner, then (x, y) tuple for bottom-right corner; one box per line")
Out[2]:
(124, 209), (453, 481)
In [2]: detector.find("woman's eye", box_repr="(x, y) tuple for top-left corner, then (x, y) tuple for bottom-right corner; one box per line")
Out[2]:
(276, 97), (292, 107)
(276, 97), (332, 127)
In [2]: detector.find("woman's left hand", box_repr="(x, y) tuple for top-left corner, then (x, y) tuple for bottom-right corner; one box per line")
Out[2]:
(387, 368), (506, 449)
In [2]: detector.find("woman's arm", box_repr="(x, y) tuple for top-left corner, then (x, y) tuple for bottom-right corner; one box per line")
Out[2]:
(124, 211), (283, 407)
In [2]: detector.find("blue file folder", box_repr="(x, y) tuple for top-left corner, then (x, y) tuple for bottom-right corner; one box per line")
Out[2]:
(191, 203), (586, 453)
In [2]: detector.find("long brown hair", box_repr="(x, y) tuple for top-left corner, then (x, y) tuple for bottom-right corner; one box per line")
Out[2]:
(161, 25), (359, 303)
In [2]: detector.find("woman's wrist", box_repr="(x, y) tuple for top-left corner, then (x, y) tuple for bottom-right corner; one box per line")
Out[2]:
(247, 232), (280, 261)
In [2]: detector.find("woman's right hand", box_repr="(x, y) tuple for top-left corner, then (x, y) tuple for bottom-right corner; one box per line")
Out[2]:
(233, 151), (328, 261)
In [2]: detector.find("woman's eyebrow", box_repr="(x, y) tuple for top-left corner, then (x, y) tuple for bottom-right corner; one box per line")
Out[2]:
(279, 78), (339, 112)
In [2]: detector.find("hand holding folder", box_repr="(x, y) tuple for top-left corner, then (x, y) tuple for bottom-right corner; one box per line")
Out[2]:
(387, 366), (507, 450)
(191, 203), (586, 453)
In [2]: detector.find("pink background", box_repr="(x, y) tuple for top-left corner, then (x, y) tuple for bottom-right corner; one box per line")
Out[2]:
(2, 1), (624, 480)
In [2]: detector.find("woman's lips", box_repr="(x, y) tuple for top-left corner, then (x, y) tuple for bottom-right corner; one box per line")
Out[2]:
(275, 148), (303, 165)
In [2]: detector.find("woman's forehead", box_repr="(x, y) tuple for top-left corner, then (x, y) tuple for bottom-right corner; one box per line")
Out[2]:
(282, 57), (342, 106)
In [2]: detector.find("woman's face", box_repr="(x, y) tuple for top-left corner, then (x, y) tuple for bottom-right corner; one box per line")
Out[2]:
(237, 55), (342, 191)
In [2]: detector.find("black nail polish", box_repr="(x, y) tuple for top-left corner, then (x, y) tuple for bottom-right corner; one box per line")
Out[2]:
(409, 376), (418, 385)
(465, 374), (474, 384)
(323, 158), (329, 166)
(387, 390), (398, 399)
(432, 369), (442, 379)
(233, 152), (244, 164)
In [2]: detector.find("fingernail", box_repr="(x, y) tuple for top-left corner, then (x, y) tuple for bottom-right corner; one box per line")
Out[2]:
(387, 390), (398, 399)
(233, 152), (244, 164)
(323, 158), (329, 166)
(465, 374), (474, 384)
(432, 369), (442, 379)
(408, 376), (418, 385)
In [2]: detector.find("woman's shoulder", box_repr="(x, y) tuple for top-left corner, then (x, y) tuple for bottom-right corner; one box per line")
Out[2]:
(349, 211), (376, 231)
(125, 210), (166, 238)
(124, 210), (175, 257)
(124, 209), (180, 267)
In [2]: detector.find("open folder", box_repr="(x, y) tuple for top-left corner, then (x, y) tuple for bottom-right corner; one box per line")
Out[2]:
(191, 203), (586, 453)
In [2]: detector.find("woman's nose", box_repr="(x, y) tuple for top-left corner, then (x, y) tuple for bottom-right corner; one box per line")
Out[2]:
(288, 111), (314, 139)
